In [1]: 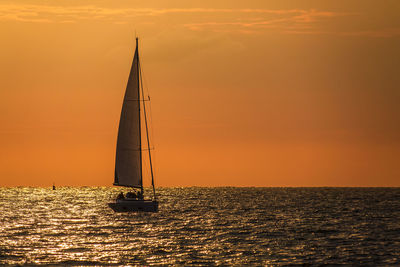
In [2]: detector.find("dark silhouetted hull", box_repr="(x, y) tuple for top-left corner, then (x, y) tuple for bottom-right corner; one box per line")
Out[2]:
(108, 200), (158, 212)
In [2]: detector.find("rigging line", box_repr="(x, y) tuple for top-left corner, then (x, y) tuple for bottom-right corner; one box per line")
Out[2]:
(138, 49), (157, 201)
(136, 37), (144, 195)
(138, 58), (156, 152)
(139, 68), (157, 183)
(139, 63), (157, 151)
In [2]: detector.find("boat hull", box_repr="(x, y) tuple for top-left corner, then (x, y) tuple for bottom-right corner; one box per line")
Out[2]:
(108, 200), (158, 212)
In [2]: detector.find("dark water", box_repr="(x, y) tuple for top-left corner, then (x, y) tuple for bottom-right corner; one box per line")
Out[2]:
(0, 187), (399, 265)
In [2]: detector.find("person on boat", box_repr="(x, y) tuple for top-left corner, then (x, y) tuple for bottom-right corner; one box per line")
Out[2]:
(137, 191), (143, 200)
(126, 191), (137, 199)
(117, 192), (124, 200)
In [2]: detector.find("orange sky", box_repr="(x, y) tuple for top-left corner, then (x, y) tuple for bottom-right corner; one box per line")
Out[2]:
(0, 0), (399, 187)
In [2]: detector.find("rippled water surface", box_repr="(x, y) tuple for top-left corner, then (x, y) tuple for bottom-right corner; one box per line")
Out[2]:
(0, 187), (399, 265)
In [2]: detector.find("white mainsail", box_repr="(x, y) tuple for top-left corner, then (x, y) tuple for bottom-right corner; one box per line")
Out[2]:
(114, 39), (142, 188)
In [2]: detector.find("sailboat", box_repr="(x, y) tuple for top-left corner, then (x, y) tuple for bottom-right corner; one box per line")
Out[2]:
(108, 37), (158, 212)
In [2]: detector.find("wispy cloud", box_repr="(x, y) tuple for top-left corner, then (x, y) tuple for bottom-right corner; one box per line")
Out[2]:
(0, 4), (398, 38)
(182, 9), (359, 36)
(0, 5), (338, 23)
(285, 28), (400, 38)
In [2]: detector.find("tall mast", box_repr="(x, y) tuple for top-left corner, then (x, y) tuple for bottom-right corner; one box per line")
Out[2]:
(138, 47), (157, 201)
(136, 37), (144, 195)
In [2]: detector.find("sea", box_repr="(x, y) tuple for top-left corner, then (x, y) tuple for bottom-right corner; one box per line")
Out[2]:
(0, 187), (399, 265)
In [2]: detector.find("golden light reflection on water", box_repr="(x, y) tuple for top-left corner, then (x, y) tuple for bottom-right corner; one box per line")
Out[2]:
(0, 187), (399, 265)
